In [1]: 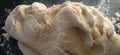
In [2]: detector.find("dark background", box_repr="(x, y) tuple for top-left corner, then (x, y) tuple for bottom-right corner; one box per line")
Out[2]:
(0, 0), (120, 55)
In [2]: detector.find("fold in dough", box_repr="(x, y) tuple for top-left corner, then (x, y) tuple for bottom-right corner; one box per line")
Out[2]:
(5, 2), (120, 55)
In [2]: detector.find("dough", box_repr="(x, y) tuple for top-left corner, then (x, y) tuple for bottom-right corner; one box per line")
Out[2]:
(5, 2), (120, 55)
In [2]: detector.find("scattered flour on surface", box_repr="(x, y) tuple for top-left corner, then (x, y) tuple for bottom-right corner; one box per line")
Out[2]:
(115, 12), (120, 18)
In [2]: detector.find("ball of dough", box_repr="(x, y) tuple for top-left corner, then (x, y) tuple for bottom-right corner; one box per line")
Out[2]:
(5, 2), (120, 55)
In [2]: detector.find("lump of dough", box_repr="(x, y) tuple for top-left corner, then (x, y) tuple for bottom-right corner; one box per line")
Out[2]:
(5, 2), (120, 55)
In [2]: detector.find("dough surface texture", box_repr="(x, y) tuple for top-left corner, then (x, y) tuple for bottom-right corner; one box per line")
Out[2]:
(5, 2), (120, 55)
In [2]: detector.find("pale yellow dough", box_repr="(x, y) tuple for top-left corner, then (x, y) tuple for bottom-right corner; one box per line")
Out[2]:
(5, 2), (120, 55)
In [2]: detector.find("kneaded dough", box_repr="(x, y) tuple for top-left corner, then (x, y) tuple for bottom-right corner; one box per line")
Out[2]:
(5, 2), (120, 55)
(18, 42), (39, 55)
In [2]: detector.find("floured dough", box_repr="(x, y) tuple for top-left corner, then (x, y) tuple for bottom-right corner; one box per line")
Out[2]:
(5, 2), (120, 55)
